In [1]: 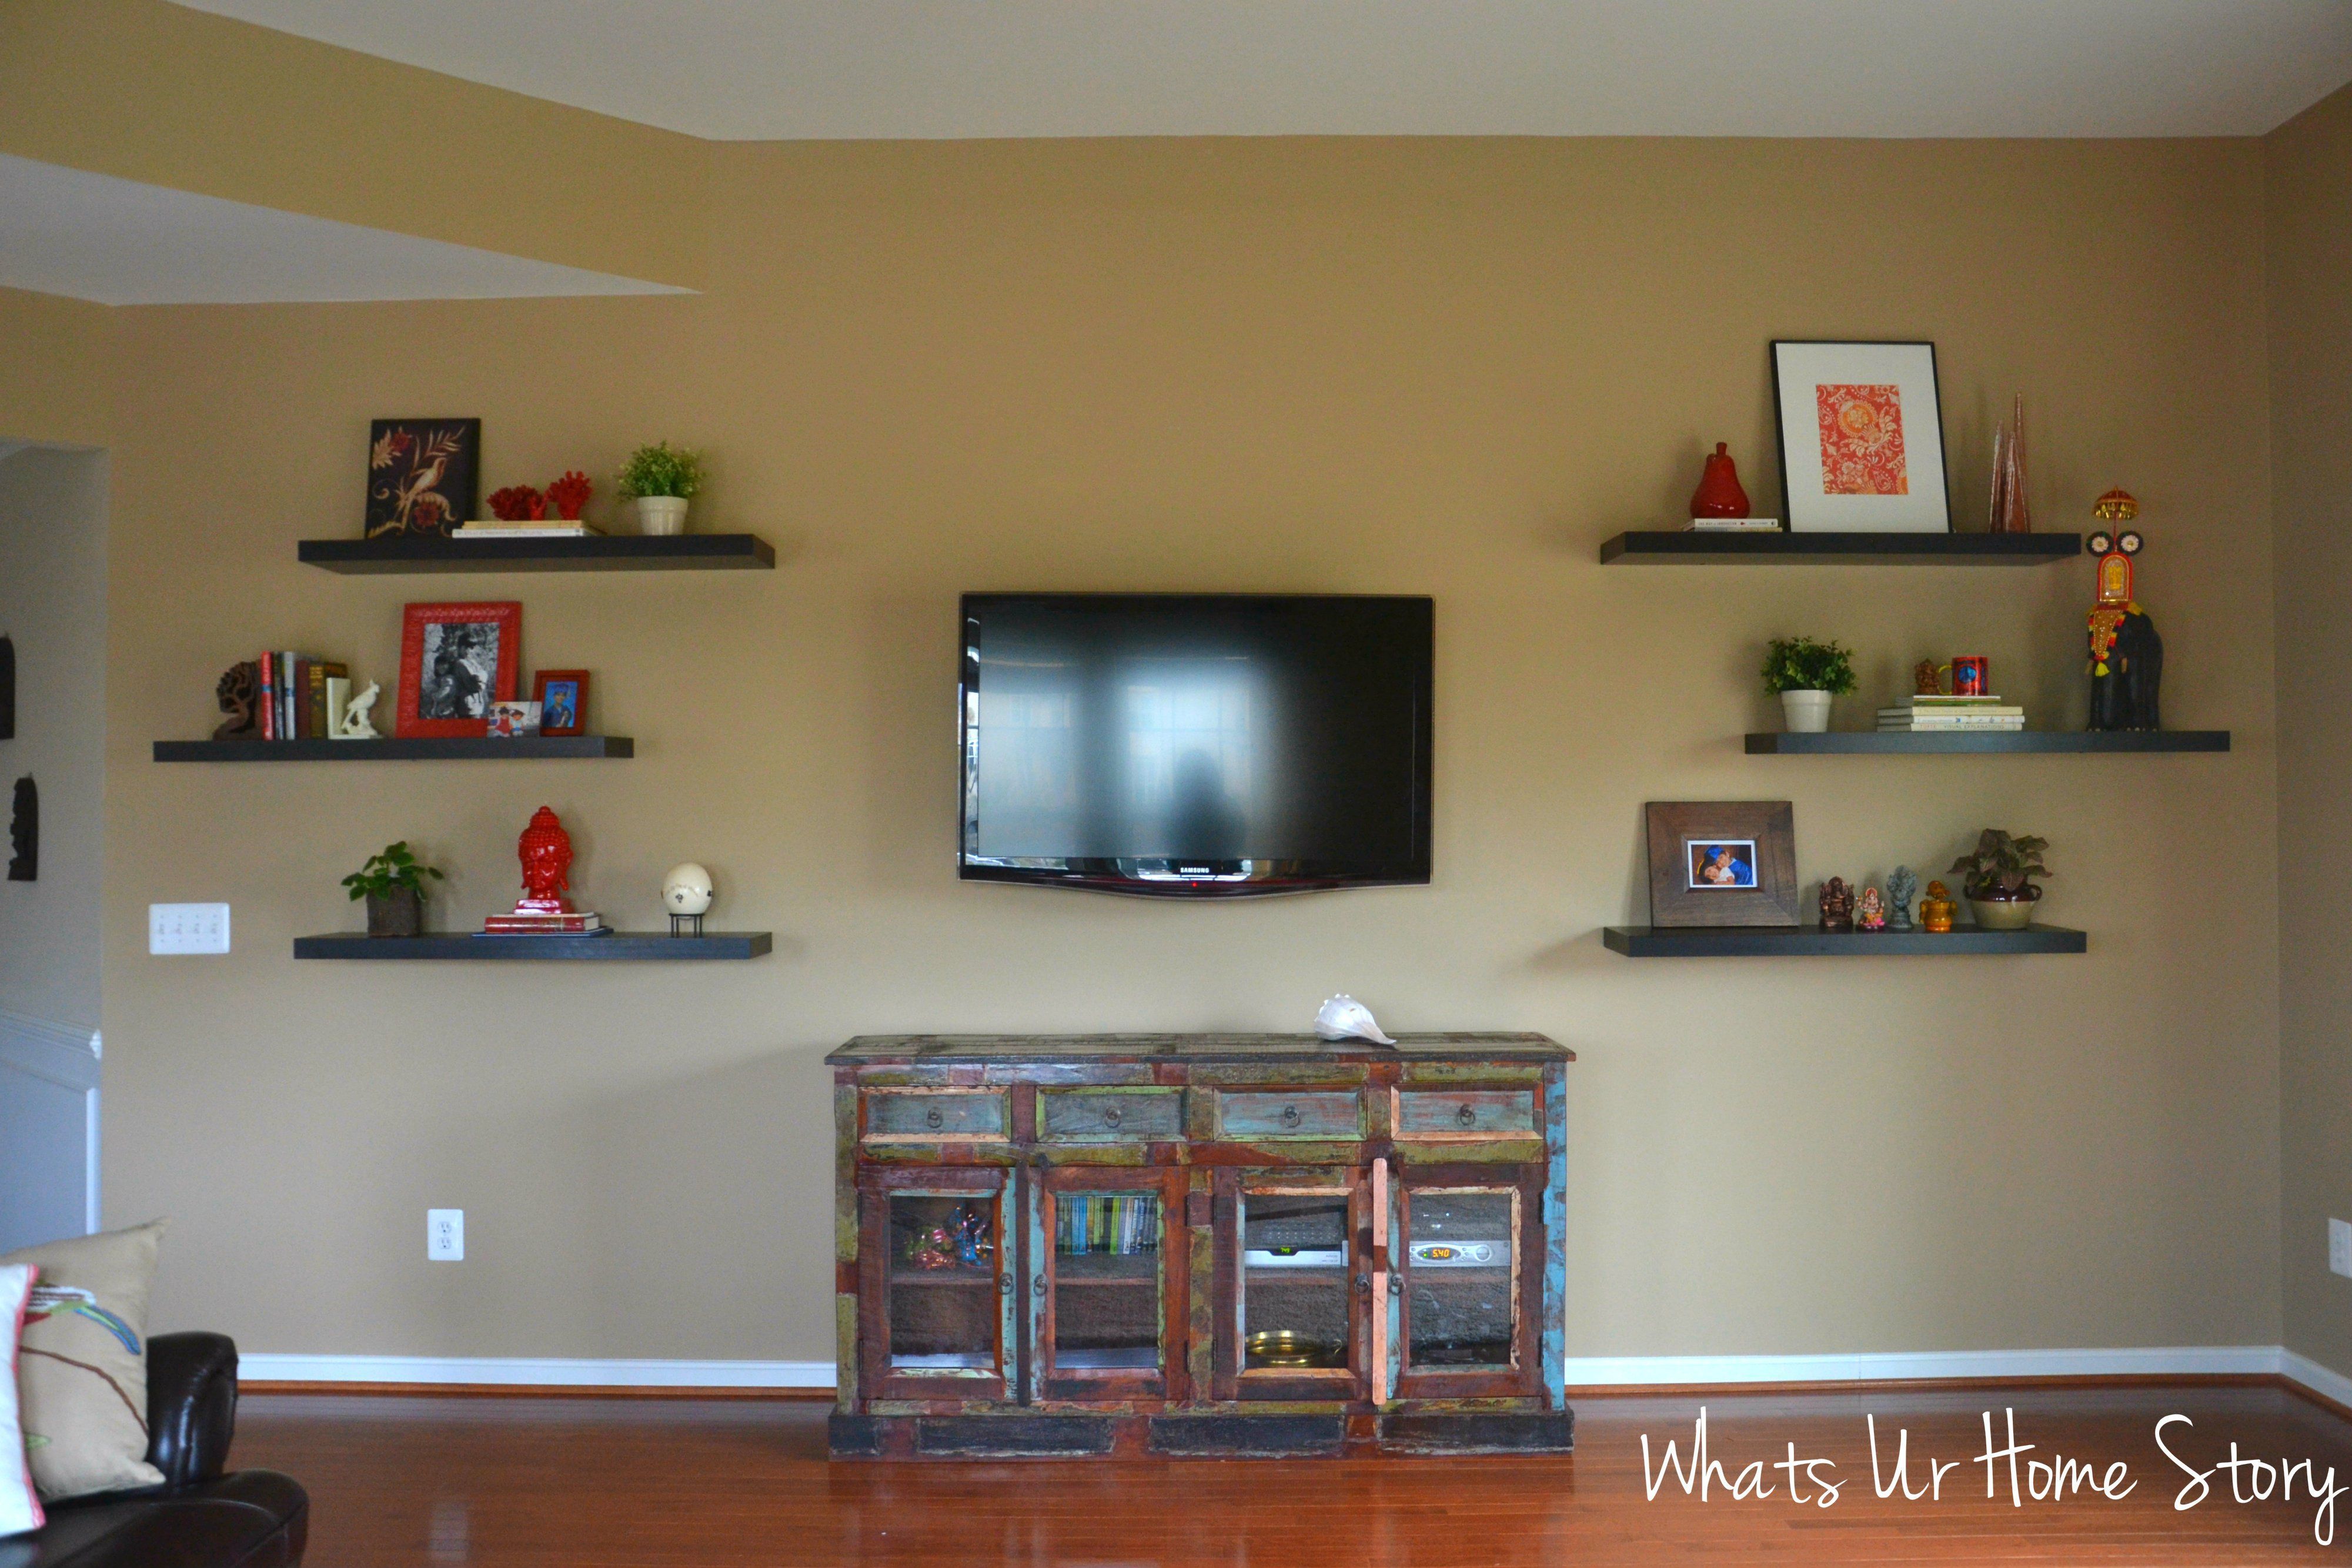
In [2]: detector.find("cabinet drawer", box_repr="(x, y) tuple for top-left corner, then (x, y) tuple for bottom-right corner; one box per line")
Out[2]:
(864, 1089), (1007, 1141)
(1215, 1090), (1362, 1140)
(1038, 1089), (1184, 1141)
(1395, 1088), (1536, 1138)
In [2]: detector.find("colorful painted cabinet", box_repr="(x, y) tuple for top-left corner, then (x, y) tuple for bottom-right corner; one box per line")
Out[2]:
(827, 1034), (1573, 1457)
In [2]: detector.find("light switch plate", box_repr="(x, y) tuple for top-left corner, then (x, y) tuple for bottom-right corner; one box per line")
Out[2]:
(149, 903), (230, 955)
(2330, 1218), (2351, 1279)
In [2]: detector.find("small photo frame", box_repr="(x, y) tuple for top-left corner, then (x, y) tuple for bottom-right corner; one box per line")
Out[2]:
(1771, 342), (1949, 534)
(532, 670), (589, 737)
(486, 700), (541, 739)
(398, 601), (520, 737)
(366, 419), (480, 540)
(1645, 802), (1799, 928)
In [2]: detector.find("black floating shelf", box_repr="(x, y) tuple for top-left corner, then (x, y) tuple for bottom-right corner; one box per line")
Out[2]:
(294, 931), (771, 961)
(155, 736), (633, 762)
(1745, 730), (2231, 754)
(1599, 531), (2082, 566)
(1605, 924), (2086, 957)
(298, 533), (774, 574)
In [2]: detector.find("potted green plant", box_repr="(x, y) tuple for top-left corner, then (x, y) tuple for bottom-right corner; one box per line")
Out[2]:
(1948, 828), (2050, 931)
(1760, 637), (1857, 733)
(616, 442), (704, 536)
(342, 841), (445, 938)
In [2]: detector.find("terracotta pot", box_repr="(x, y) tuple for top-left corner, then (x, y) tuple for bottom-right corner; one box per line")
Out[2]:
(1780, 690), (1833, 733)
(1966, 894), (2036, 931)
(366, 885), (421, 938)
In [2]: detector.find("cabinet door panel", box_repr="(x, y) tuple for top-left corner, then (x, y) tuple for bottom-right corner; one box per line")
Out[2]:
(860, 1165), (1016, 1403)
(1036, 1165), (1188, 1402)
(1217, 1167), (1369, 1403)
(1392, 1163), (1544, 1400)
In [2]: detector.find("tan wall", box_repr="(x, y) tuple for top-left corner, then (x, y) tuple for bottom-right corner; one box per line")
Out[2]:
(2269, 83), (2352, 1376)
(89, 136), (2279, 1363)
(0, 286), (113, 448)
(0, 0), (710, 290)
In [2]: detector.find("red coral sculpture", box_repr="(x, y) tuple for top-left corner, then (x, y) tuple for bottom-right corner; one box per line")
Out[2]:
(487, 485), (546, 521)
(544, 470), (592, 521)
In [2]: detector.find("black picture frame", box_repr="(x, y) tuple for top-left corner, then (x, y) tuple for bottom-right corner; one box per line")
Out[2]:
(1770, 341), (1951, 534)
(366, 418), (481, 540)
(1643, 801), (1799, 928)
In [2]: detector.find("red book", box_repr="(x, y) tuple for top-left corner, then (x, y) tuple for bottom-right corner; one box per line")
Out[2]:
(258, 653), (275, 740)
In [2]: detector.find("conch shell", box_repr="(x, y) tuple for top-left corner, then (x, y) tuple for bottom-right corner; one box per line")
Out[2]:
(1314, 994), (1395, 1045)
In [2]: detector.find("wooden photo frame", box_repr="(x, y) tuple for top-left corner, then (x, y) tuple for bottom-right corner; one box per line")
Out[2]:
(1643, 801), (1799, 928)
(1771, 342), (1949, 534)
(397, 601), (520, 737)
(532, 670), (589, 737)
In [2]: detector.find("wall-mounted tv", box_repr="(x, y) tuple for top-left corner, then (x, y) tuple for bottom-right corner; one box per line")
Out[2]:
(958, 593), (1433, 897)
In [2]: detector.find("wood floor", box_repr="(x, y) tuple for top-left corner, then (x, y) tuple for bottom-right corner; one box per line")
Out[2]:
(233, 1382), (2352, 1564)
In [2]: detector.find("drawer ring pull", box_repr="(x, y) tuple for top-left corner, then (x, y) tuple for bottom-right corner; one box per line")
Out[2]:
(1103, 1106), (1123, 1128)
(1456, 1103), (1477, 1128)
(925, 1106), (944, 1130)
(1281, 1105), (1302, 1128)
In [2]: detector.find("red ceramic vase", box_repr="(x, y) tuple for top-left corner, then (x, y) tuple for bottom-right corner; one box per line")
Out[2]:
(1690, 442), (1750, 519)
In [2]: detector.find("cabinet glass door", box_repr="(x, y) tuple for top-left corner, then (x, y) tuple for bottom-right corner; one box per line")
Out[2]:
(1037, 1168), (1184, 1400)
(1394, 1171), (1541, 1398)
(863, 1169), (1014, 1400)
(1227, 1171), (1364, 1399)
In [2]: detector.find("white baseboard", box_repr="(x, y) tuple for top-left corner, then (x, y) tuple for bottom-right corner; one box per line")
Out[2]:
(239, 1345), (2352, 1401)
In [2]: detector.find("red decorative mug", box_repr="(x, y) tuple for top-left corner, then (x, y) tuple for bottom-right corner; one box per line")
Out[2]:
(1948, 656), (1990, 697)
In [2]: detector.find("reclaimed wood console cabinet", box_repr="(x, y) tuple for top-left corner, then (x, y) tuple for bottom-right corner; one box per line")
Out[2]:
(827, 1033), (1573, 1459)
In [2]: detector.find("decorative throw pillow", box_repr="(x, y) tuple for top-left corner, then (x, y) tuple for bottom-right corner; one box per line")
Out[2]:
(0, 1262), (41, 1536)
(1, 1221), (166, 1500)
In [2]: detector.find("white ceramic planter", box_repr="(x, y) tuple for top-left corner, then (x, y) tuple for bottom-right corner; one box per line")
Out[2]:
(1780, 689), (1833, 733)
(636, 496), (690, 536)
(1967, 895), (2037, 931)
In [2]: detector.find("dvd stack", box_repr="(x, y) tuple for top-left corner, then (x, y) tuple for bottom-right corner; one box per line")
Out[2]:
(1055, 1193), (1161, 1255)
(1877, 694), (2026, 733)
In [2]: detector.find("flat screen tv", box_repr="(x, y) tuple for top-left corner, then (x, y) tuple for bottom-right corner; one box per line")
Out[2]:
(958, 593), (1433, 896)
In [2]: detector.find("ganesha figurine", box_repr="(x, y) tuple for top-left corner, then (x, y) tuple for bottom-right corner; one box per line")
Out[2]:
(1856, 885), (1886, 931)
(1819, 876), (1856, 932)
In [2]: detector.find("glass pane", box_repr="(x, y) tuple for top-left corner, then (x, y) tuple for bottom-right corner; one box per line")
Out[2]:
(1053, 1191), (1161, 1372)
(1240, 1191), (1351, 1371)
(1405, 1190), (1515, 1370)
(888, 1193), (1000, 1372)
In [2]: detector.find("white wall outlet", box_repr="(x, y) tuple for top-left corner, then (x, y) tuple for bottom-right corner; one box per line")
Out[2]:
(2331, 1218), (2351, 1279)
(428, 1209), (465, 1262)
(148, 903), (230, 955)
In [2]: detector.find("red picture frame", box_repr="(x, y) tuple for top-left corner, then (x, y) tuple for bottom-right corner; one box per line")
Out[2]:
(532, 669), (590, 738)
(398, 601), (520, 737)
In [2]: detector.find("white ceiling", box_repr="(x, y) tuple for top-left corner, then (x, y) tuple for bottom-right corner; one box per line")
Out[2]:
(176, 0), (2352, 141)
(0, 154), (687, 306)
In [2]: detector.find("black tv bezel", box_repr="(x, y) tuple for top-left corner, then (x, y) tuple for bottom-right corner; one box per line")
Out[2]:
(957, 592), (1434, 898)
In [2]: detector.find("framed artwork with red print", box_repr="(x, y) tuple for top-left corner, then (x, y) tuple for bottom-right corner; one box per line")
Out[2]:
(1771, 343), (1949, 534)
(366, 418), (480, 539)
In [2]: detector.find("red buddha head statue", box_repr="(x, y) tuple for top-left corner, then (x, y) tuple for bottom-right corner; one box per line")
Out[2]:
(517, 806), (573, 910)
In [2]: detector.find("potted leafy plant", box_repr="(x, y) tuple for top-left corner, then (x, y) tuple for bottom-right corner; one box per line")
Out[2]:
(616, 442), (704, 536)
(1948, 828), (2050, 931)
(1760, 637), (1857, 733)
(342, 841), (445, 938)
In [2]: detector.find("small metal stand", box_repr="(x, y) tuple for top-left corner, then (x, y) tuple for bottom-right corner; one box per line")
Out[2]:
(669, 911), (706, 938)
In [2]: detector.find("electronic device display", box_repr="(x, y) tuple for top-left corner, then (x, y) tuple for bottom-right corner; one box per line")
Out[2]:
(959, 594), (1434, 897)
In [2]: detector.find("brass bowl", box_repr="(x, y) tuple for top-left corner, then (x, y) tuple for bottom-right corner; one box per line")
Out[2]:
(1246, 1330), (1338, 1369)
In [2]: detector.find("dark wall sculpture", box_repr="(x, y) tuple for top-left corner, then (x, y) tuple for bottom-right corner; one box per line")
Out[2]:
(8, 775), (34, 881)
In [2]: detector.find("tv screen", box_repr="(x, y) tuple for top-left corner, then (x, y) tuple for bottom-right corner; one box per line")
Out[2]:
(958, 594), (1432, 896)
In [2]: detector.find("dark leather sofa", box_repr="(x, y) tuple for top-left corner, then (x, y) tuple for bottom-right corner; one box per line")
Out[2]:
(3, 1333), (306, 1568)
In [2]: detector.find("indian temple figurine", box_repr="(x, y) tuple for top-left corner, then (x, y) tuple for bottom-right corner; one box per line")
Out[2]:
(1856, 885), (1886, 931)
(2086, 492), (2163, 731)
(1914, 659), (1943, 697)
(1819, 876), (1856, 932)
(1919, 880), (1957, 934)
(1885, 866), (1919, 932)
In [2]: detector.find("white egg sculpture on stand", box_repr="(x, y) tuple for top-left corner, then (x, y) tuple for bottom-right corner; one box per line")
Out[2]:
(663, 862), (714, 937)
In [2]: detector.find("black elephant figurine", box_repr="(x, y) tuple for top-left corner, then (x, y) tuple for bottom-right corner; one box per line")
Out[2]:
(2086, 519), (2163, 731)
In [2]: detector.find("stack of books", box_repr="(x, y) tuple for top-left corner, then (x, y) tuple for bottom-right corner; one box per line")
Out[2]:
(252, 653), (347, 740)
(453, 519), (603, 540)
(1877, 694), (2026, 732)
(481, 909), (609, 935)
(1056, 1193), (1161, 1256)
(1683, 517), (1782, 533)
